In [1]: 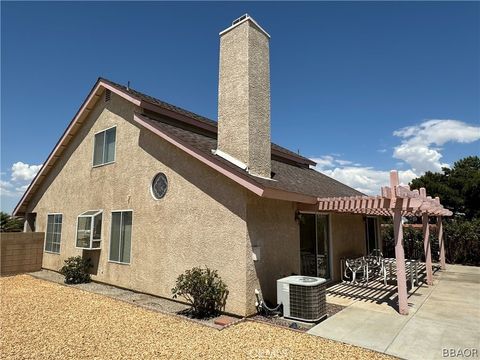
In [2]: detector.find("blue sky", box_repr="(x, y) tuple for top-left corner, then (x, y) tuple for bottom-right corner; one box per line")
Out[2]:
(1, 1), (479, 213)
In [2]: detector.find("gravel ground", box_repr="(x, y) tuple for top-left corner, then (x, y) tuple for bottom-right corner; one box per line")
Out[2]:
(1, 275), (394, 360)
(251, 303), (347, 333)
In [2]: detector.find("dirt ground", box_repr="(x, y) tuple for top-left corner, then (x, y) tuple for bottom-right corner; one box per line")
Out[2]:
(0, 275), (394, 359)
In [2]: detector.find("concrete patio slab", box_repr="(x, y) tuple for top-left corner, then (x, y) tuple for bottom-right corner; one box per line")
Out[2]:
(309, 264), (480, 360)
(309, 306), (410, 353)
(386, 315), (480, 360)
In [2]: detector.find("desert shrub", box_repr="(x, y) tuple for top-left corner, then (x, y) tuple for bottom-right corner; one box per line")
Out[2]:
(172, 267), (228, 318)
(382, 225), (432, 261)
(382, 219), (480, 266)
(60, 256), (92, 284)
(444, 218), (480, 266)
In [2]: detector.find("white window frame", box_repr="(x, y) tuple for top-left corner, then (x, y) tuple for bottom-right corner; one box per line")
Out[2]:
(92, 125), (117, 168)
(108, 209), (133, 265)
(75, 210), (103, 250)
(44, 213), (63, 254)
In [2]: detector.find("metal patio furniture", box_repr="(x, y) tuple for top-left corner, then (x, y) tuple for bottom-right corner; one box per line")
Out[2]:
(344, 257), (367, 284)
(384, 258), (419, 287)
(365, 249), (387, 286)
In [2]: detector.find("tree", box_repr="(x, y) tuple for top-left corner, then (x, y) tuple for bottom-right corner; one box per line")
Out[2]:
(0, 212), (25, 232)
(410, 156), (480, 219)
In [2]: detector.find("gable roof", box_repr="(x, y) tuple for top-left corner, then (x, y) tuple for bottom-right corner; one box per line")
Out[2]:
(13, 78), (362, 216)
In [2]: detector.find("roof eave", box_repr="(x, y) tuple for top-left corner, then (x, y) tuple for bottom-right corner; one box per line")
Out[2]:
(13, 79), (142, 216)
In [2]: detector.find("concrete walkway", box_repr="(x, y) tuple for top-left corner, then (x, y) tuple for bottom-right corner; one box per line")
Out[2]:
(308, 264), (480, 360)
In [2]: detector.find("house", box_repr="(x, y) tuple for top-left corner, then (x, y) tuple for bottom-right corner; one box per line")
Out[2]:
(13, 15), (380, 316)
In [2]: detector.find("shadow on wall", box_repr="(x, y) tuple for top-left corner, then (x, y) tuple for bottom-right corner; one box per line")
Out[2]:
(27, 96), (125, 211)
(246, 194), (300, 308)
(83, 249), (100, 276)
(136, 125), (247, 220)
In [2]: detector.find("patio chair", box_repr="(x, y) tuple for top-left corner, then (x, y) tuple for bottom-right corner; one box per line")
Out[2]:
(344, 257), (366, 284)
(365, 250), (387, 286)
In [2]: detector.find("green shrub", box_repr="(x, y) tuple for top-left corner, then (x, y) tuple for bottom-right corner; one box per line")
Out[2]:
(382, 218), (480, 266)
(444, 218), (480, 266)
(172, 267), (228, 318)
(60, 256), (92, 284)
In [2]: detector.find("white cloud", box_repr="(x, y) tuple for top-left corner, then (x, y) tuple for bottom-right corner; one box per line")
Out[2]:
(11, 162), (42, 182)
(310, 119), (479, 195)
(0, 180), (17, 197)
(311, 154), (417, 195)
(312, 156), (335, 171)
(1, 162), (42, 208)
(321, 166), (417, 195)
(393, 119), (480, 173)
(15, 184), (29, 193)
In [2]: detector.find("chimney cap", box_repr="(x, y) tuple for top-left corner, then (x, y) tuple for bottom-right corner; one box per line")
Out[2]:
(219, 14), (271, 39)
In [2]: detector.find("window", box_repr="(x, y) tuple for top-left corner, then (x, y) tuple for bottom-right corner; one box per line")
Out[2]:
(76, 210), (102, 249)
(93, 127), (116, 166)
(151, 173), (168, 200)
(45, 214), (62, 253)
(109, 211), (132, 264)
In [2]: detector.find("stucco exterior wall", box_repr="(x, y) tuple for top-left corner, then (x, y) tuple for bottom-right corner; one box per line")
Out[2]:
(27, 92), (251, 315)
(244, 194), (299, 315)
(217, 19), (271, 178)
(330, 214), (366, 281)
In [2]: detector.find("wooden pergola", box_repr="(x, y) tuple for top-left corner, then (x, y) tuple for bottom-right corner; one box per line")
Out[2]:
(315, 170), (452, 315)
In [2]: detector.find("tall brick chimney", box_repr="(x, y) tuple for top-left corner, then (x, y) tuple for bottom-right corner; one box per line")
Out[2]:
(215, 14), (271, 179)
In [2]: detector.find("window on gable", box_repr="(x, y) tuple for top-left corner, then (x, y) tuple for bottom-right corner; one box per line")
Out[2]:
(93, 127), (116, 166)
(109, 211), (132, 264)
(45, 214), (62, 253)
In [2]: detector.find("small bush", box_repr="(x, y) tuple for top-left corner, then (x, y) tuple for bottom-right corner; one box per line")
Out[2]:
(444, 218), (480, 266)
(60, 256), (92, 284)
(172, 266), (228, 318)
(382, 218), (480, 266)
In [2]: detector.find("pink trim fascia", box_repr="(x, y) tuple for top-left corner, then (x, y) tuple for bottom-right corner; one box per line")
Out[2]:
(101, 82), (141, 106)
(133, 114), (265, 197)
(134, 113), (319, 204)
(13, 80), (141, 216)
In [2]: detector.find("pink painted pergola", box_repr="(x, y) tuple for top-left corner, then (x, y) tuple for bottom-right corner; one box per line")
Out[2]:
(316, 170), (453, 315)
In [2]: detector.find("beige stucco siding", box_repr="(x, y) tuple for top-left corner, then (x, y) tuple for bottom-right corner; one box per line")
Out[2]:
(28, 92), (250, 315)
(25, 91), (371, 316)
(330, 214), (366, 281)
(245, 194), (299, 314)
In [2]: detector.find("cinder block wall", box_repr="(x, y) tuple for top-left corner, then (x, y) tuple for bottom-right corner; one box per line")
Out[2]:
(0, 233), (44, 276)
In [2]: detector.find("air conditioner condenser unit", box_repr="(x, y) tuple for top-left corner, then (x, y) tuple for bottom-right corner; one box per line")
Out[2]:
(277, 276), (327, 322)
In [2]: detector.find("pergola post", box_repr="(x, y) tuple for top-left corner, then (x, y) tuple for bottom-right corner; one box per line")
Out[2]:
(391, 171), (409, 315)
(422, 213), (433, 285)
(437, 216), (446, 270)
(420, 188), (433, 285)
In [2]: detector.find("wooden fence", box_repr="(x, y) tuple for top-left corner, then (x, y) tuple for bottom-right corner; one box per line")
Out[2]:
(0, 232), (44, 276)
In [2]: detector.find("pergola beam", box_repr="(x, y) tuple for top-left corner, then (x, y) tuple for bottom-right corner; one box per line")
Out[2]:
(421, 188), (433, 286)
(390, 171), (409, 315)
(437, 216), (446, 270)
(313, 170), (452, 315)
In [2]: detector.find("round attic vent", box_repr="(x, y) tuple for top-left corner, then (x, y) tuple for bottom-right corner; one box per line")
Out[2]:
(151, 173), (168, 200)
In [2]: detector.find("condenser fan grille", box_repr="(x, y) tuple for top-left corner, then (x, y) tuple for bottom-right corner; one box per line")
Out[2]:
(289, 283), (326, 321)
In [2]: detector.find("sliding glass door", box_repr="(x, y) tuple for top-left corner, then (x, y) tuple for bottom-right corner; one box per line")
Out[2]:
(365, 217), (379, 254)
(299, 213), (330, 279)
